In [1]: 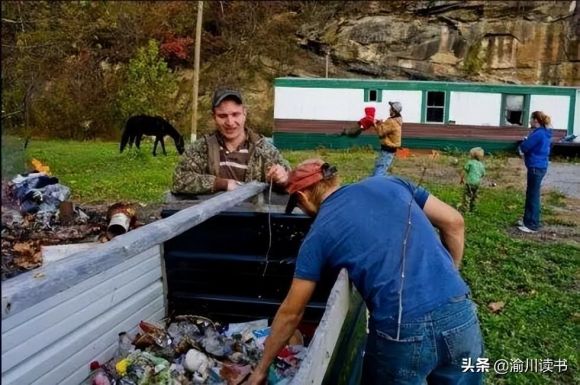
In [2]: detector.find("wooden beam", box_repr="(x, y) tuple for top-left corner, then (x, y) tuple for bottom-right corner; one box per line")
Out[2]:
(1, 182), (267, 319)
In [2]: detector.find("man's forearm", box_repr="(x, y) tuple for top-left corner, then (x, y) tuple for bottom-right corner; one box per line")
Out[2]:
(441, 228), (464, 267)
(254, 306), (303, 375)
(171, 173), (215, 195)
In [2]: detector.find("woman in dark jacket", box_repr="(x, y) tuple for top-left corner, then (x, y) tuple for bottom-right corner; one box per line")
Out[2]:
(517, 111), (552, 233)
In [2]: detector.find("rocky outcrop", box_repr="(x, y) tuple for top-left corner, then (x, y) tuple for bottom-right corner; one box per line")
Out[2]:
(296, 1), (579, 85)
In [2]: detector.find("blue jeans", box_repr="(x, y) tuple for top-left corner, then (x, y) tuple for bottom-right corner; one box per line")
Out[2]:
(361, 296), (484, 385)
(373, 150), (395, 176)
(523, 167), (547, 231)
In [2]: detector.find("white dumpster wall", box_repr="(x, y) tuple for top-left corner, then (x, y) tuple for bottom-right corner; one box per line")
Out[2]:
(1, 246), (165, 385)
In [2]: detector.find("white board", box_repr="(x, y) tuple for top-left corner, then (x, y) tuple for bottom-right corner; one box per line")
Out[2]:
(380, 90), (422, 123)
(274, 87), (422, 123)
(275, 87), (366, 120)
(449, 92), (502, 126)
(529, 94), (571, 130)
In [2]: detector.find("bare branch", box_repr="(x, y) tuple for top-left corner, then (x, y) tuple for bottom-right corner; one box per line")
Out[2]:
(1, 110), (24, 120)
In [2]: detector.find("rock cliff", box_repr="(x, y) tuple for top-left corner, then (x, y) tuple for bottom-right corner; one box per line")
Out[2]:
(296, 1), (579, 85)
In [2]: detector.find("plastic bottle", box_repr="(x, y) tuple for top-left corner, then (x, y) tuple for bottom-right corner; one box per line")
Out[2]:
(89, 361), (112, 385)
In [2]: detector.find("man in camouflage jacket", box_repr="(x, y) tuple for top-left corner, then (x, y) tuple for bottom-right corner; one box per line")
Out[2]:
(171, 88), (290, 195)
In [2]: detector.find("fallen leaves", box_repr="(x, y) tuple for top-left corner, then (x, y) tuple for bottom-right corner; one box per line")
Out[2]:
(488, 301), (506, 314)
(2, 199), (110, 280)
(12, 241), (43, 270)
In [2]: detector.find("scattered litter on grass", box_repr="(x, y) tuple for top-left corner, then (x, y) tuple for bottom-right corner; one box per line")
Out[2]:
(488, 301), (505, 314)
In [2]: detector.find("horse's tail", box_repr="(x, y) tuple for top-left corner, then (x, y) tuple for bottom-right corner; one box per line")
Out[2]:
(120, 119), (133, 153)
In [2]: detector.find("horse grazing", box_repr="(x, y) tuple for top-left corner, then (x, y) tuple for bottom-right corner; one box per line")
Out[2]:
(120, 115), (185, 156)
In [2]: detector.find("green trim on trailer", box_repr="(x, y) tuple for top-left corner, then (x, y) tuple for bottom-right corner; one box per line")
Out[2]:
(273, 132), (519, 153)
(444, 90), (450, 124)
(420, 90), (427, 123)
(568, 91), (577, 134)
(499, 94), (531, 127)
(499, 94), (507, 126)
(523, 94), (531, 129)
(274, 78), (578, 96)
(421, 90), (449, 124)
(364, 88), (382, 102)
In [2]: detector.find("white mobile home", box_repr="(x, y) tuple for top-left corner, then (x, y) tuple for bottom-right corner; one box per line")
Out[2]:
(273, 78), (577, 152)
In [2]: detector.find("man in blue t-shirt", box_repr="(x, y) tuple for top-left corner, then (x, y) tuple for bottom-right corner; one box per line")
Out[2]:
(247, 159), (484, 385)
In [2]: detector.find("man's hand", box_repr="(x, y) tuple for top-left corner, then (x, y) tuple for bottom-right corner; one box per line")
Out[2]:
(267, 164), (289, 186)
(226, 179), (242, 191)
(244, 369), (267, 385)
(250, 278), (316, 384)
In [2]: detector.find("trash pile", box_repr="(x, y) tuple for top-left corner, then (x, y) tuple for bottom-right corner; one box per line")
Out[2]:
(2, 165), (90, 279)
(1, 161), (143, 280)
(8, 170), (71, 224)
(84, 316), (306, 385)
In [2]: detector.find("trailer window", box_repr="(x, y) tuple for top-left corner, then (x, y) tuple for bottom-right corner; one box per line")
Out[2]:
(364, 89), (382, 102)
(426, 91), (445, 123)
(502, 94), (525, 126)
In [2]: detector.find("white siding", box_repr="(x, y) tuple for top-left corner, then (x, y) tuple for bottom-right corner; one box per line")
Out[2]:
(274, 87), (422, 122)
(449, 92), (502, 126)
(275, 87), (366, 121)
(1, 246), (165, 385)
(380, 90), (422, 123)
(529, 94), (571, 130)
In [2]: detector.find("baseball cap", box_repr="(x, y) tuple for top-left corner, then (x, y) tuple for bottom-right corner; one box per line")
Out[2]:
(389, 101), (402, 114)
(285, 159), (338, 214)
(212, 88), (243, 109)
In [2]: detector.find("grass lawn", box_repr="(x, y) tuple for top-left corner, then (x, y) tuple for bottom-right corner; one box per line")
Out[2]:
(5, 138), (580, 385)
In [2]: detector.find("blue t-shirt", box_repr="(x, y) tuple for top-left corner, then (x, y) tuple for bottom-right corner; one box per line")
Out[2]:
(295, 176), (469, 325)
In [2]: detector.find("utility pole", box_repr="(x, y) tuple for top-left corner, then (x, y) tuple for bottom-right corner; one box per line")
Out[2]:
(325, 51), (330, 78)
(191, 1), (203, 143)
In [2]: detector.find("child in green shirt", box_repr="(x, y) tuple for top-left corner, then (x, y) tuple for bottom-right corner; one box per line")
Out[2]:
(460, 147), (486, 212)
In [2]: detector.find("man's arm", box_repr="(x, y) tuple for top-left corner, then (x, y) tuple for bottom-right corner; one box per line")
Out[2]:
(259, 140), (291, 190)
(423, 195), (465, 267)
(375, 119), (395, 138)
(171, 140), (217, 195)
(261, 139), (291, 172)
(247, 278), (316, 385)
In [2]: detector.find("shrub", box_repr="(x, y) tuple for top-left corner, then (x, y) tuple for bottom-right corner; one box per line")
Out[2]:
(116, 40), (178, 121)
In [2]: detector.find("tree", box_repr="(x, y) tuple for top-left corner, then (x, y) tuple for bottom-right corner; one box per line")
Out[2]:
(116, 40), (178, 121)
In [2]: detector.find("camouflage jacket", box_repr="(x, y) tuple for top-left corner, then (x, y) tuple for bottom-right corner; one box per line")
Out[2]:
(171, 130), (290, 195)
